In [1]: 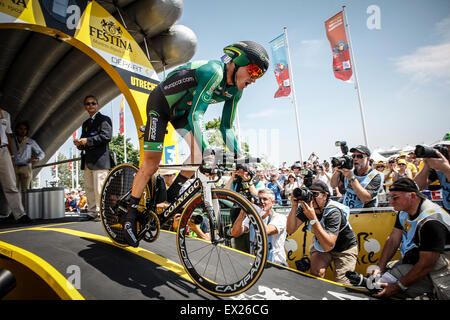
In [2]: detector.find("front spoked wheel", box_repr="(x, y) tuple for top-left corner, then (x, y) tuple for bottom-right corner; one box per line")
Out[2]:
(100, 163), (149, 247)
(176, 189), (268, 296)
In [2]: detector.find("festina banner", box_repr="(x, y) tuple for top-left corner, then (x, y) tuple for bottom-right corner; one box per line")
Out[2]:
(325, 11), (353, 82)
(269, 34), (291, 98)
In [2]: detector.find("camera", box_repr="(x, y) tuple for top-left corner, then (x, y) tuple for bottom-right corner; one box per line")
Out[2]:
(295, 257), (311, 272)
(191, 214), (204, 225)
(292, 187), (314, 202)
(331, 155), (353, 169)
(345, 271), (382, 293)
(236, 163), (255, 179)
(331, 140), (353, 169)
(415, 144), (448, 159)
(299, 168), (314, 187)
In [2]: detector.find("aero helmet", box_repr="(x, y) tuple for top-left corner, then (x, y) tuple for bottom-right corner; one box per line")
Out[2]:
(223, 41), (270, 75)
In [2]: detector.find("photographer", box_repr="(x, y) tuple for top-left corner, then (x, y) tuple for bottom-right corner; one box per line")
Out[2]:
(331, 145), (383, 208)
(286, 180), (358, 285)
(225, 163), (258, 252)
(231, 188), (287, 266)
(414, 133), (450, 212)
(365, 178), (450, 299)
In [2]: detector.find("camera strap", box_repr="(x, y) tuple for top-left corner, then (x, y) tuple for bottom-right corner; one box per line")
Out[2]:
(301, 221), (309, 257)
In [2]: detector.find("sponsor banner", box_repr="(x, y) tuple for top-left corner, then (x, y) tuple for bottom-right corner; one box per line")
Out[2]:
(0, 0), (45, 25)
(269, 34), (291, 98)
(162, 123), (178, 165)
(325, 11), (353, 82)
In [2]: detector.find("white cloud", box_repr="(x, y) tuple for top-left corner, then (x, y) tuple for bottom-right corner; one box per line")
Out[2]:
(436, 16), (450, 41)
(392, 16), (450, 84)
(393, 43), (450, 83)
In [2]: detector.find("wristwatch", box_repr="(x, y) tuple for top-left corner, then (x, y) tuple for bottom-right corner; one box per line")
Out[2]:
(349, 177), (357, 183)
(310, 219), (318, 226)
(397, 280), (408, 291)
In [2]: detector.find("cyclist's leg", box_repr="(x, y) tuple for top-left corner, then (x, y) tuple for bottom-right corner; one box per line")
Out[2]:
(122, 87), (168, 247)
(165, 124), (202, 202)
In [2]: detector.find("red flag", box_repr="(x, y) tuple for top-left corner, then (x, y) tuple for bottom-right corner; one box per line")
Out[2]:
(325, 11), (353, 82)
(119, 97), (124, 135)
(72, 131), (77, 140)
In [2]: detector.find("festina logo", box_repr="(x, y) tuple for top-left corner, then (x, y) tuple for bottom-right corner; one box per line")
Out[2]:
(89, 19), (133, 52)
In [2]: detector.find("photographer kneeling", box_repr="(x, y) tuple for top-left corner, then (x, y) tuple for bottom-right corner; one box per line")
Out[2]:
(331, 145), (383, 208)
(286, 180), (358, 285)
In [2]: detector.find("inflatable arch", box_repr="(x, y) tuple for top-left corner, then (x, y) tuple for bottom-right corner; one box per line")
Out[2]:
(0, 0), (196, 165)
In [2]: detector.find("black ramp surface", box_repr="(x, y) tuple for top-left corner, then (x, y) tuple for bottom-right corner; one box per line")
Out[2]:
(0, 221), (375, 300)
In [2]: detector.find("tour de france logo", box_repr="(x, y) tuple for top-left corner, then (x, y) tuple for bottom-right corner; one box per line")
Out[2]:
(101, 19), (123, 38)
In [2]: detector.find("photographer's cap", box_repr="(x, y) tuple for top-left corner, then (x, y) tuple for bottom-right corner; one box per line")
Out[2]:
(389, 177), (427, 199)
(309, 180), (330, 194)
(350, 145), (371, 157)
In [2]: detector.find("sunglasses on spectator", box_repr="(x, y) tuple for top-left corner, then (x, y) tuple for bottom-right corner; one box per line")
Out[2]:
(376, 166), (385, 169)
(352, 154), (366, 159)
(388, 193), (410, 200)
(84, 101), (98, 106)
(246, 64), (264, 79)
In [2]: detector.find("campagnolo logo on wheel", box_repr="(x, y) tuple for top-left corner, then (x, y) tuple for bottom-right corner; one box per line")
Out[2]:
(164, 180), (200, 218)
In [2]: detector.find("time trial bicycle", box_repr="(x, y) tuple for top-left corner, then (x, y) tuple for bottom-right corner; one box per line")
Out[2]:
(99, 157), (268, 296)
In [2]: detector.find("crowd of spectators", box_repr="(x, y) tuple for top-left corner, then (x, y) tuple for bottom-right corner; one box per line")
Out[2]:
(64, 189), (88, 214)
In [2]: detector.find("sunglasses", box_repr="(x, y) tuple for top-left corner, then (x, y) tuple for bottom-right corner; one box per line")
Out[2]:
(376, 166), (385, 169)
(246, 64), (264, 79)
(84, 101), (98, 106)
(352, 154), (366, 159)
(388, 192), (412, 200)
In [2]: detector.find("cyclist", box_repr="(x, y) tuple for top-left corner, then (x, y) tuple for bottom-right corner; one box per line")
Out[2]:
(122, 41), (270, 247)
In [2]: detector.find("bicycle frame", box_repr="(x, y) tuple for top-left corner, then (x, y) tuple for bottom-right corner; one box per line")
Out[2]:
(138, 165), (223, 242)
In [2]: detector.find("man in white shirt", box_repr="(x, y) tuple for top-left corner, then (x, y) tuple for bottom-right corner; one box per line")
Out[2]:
(231, 188), (288, 266)
(0, 98), (32, 223)
(12, 121), (45, 199)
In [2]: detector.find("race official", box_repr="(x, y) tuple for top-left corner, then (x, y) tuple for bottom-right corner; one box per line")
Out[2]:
(74, 95), (113, 221)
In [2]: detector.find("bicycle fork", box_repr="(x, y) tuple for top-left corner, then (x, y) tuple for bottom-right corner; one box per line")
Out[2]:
(200, 178), (224, 245)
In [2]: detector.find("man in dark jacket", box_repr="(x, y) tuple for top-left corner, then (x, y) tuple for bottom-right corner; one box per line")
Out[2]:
(74, 95), (113, 220)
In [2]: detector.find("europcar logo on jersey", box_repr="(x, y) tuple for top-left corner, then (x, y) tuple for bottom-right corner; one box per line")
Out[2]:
(89, 19), (133, 52)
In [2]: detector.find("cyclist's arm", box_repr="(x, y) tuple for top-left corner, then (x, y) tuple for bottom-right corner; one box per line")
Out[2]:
(220, 92), (243, 154)
(187, 64), (223, 152)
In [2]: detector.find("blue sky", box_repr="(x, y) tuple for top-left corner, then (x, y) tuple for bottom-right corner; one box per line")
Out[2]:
(51, 0), (449, 183)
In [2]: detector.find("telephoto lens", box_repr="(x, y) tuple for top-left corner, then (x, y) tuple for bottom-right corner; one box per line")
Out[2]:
(345, 271), (382, 293)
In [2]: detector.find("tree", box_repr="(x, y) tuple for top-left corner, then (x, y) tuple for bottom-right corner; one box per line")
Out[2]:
(109, 135), (139, 167)
(50, 153), (84, 189)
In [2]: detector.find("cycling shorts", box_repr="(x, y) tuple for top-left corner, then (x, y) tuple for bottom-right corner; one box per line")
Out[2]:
(143, 86), (190, 152)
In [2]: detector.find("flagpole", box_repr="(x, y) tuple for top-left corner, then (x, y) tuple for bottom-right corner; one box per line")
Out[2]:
(342, 6), (369, 147)
(122, 97), (127, 163)
(283, 26), (304, 162)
